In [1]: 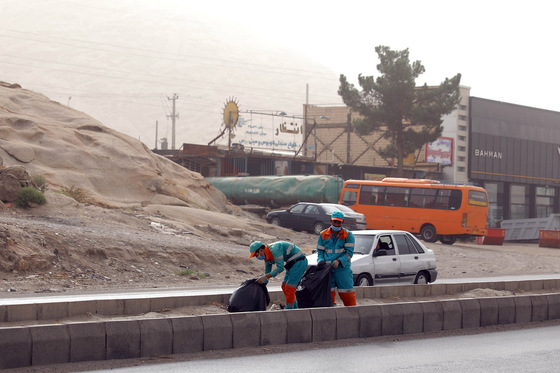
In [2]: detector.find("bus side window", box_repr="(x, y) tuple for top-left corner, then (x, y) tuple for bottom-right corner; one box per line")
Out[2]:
(435, 190), (450, 209)
(423, 189), (437, 208)
(449, 190), (462, 210)
(359, 185), (385, 205)
(342, 191), (357, 206)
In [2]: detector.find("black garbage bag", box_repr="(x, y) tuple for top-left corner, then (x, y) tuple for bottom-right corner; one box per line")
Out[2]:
(227, 278), (270, 312)
(295, 264), (333, 308)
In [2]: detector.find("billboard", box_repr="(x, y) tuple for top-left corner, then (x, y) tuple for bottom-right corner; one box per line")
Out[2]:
(425, 137), (453, 165)
(233, 113), (302, 153)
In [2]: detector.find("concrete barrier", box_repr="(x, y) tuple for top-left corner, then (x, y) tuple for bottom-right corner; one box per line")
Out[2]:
(259, 311), (287, 345)
(68, 322), (106, 362)
(514, 296), (532, 323)
(478, 298), (499, 326)
(105, 320), (141, 360)
(422, 301), (444, 332)
(0, 327), (31, 369)
(170, 316), (203, 354)
(2, 292), (560, 369)
(547, 293), (560, 319)
(30, 324), (70, 366)
(202, 314), (232, 351)
(2, 279), (559, 323)
(139, 319), (173, 357)
(496, 297), (516, 324)
(441, 300), (462, 330)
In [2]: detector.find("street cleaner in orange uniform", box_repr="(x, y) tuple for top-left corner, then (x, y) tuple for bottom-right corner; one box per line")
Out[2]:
(316, 211), (356, 306)
(249, 240), (308, 309)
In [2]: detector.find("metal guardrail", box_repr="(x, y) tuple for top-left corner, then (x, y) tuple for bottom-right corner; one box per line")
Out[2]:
(501, 214), (560, 241)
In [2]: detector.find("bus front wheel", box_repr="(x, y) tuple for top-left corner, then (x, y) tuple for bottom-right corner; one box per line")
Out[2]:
(420, 225), (438, 242)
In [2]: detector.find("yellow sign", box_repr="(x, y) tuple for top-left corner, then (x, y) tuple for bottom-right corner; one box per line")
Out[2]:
(223, 100), (239, 129)
(403, 152), (416, 167)
(364, 173), (386, 181)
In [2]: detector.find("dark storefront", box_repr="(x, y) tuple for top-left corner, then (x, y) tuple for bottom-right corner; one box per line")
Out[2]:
(469, 97), (560, 227)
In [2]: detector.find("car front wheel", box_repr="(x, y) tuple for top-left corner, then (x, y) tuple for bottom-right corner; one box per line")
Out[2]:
(270, 217), (281, 226)
(414, 271), (429, 284)
(355, 273), (373, 286)
(313, 222), (325, 235)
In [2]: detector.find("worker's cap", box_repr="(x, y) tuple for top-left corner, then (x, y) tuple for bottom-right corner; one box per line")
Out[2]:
(331, 211), (345, 221)
(249, 241), (265, 258)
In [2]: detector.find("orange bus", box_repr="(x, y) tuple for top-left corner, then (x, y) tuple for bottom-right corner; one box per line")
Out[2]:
(339, 178), (488, 245)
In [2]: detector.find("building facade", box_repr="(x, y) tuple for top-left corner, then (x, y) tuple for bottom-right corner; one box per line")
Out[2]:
(468, 97), (560, 227)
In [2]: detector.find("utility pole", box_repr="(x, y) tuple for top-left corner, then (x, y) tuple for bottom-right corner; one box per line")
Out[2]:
(167, 94), (179, 150)
(155, 120), (158, 150)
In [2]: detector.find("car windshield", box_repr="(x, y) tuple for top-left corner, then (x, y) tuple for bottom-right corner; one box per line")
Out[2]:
(353, 235), (375, 254)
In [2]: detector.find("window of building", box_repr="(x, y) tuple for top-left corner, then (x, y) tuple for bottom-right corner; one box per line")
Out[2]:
(536, 186), (556, 218)
(459, 115), (467, 121)
(458, 135), (466, 141)
(459, 104), (467, 111)
(458, 146), (466, 152)
(458, 156), (466, 162)
(457, 166), (465, 172)
(510, 184), (529, 219)
(485, 182), (504, 227)
(459, 125), (467, 131)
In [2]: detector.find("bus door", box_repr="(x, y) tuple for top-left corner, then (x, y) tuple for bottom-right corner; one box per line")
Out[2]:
(371, 235), (400, 285)
(465, 189), (489, 231)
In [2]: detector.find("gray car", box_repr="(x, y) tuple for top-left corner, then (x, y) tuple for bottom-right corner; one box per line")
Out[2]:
(266, 202), (366, 234)
(306, 230), (438, 286)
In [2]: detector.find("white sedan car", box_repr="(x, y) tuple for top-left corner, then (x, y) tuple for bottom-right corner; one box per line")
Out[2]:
(306, 230), (438, 286)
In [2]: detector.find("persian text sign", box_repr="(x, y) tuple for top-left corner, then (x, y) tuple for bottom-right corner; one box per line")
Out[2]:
(425, 137), (453, 165)
(234, 114), (302, 152)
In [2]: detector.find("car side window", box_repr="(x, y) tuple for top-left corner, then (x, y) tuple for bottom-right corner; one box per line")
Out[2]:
(289, 204), (306, 214)
(376, 236), (395, 256)
(406, 235), (425, 253)
(305, 205), (319, 215)
(394, 234), (413, 254)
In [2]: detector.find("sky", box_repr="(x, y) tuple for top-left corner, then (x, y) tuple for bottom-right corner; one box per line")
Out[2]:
(201, 0), (560, 110)
(1, 0), (559, 150)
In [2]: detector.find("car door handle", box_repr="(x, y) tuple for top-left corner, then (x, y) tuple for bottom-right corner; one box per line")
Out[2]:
(392, 258), (397, 261)
(414, 256), (419, 260)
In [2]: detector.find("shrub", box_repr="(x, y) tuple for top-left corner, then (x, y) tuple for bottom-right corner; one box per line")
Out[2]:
(178, 269), (206, 278)
(32, 174), (47, 191)
(60, 185), (91, 203)
(16, 187), (47, 208)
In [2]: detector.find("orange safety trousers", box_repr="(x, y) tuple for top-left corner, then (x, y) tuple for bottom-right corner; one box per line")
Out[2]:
(282, 283), (297, 308)
(331, 291), (356, 306)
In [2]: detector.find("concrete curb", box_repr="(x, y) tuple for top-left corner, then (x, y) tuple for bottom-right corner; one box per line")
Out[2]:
(1, 279), (558, 323)
(1, 281), (560, 369)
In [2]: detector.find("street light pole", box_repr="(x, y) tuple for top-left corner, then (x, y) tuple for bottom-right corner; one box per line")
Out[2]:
(314, 118), (317, 162)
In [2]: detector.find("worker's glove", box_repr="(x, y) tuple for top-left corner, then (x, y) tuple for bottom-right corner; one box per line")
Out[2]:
(256, 275), (268, 285)
(316, 261), (325, 269)
(332, 259), (340, 269)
